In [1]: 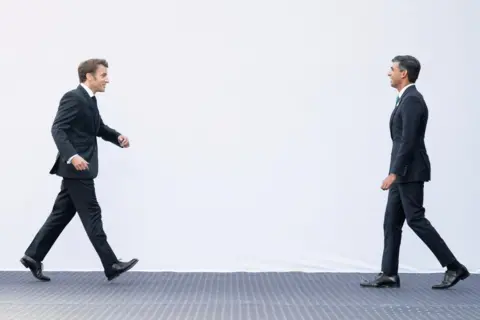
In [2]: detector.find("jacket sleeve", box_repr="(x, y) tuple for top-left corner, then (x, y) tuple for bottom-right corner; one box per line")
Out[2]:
(390, 96), (425, 175)
(97, 114), (122, 147)
(51, 92), (80, 162)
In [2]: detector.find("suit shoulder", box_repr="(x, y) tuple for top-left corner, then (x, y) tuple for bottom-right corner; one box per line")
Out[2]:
(59, 89), (86, 105)
(403, 91), (425, 104)
(413, 90), (425, 101)
(57, 90), (83, 112)
(401, 94), (427, 115)
(61, 89), (81, 99)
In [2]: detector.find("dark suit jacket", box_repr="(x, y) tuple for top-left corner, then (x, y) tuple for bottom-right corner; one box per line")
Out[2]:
(49, 85), (122, 179)
(389, 85), (431, 183)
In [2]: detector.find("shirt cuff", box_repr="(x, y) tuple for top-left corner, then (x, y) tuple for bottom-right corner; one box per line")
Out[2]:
(67, 154), (78, 164)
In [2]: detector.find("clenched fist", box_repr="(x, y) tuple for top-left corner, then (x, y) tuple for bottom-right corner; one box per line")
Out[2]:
(118, 135), (130, 148)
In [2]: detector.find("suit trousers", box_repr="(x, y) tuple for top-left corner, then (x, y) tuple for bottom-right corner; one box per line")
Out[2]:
(380, 182), (456, 275)
(25, 178), (118, 270)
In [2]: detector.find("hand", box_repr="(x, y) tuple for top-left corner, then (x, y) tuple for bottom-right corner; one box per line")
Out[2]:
(71, 155), (89, 171)
(381, 173), (397, 190)
(118, 135), (130, 148)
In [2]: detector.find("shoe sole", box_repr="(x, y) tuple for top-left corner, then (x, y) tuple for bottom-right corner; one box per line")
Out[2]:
(107, 259), (139, 281)
(461, 271), (471, 280)
(360, 283), (400, 288)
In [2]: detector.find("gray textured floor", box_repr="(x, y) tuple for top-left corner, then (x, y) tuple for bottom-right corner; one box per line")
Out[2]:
(0, 272), (478, 320)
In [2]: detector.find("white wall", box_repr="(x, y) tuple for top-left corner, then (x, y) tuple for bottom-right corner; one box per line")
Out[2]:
(0, 0), (478, 272)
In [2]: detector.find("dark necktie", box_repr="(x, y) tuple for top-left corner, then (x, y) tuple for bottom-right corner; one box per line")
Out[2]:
(91, 96), (99, 128)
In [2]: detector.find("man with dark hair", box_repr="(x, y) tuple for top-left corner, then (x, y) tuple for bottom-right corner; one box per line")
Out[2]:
(20, 58), (138, 281)
(360, 55), (469, 289)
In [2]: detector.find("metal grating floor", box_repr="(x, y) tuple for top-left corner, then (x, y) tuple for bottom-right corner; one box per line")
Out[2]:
(0, 271), (478, 320)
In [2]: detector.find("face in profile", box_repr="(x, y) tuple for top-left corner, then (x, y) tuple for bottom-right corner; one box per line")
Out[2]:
(388, 62), (405, 89)
(87, 65), (109, 93)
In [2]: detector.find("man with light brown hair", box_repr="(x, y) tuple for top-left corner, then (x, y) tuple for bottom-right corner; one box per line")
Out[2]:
(20, 58), (138, 281)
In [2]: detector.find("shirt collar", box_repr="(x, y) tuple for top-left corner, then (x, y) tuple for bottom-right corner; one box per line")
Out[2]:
(398, 83), (415, 99)
(80, 83), (95, 97)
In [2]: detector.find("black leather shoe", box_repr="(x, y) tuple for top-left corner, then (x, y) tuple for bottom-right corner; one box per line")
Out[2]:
(432, 265), (470, 289)
(360, 273), (400, 288)
(20, 255), (50, 281)
(106, 258), (139, 281)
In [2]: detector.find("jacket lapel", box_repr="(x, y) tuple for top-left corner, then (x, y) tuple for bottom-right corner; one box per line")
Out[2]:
(76, 85), (100, 132)
(90, 97), (100, 132)
(389, 85), (416, 139)
(389, 104), (399, 139)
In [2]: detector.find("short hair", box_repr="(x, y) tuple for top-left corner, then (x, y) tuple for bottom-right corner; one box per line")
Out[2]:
(392, 55), (421, 83)
(77, 58), (108, 83)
